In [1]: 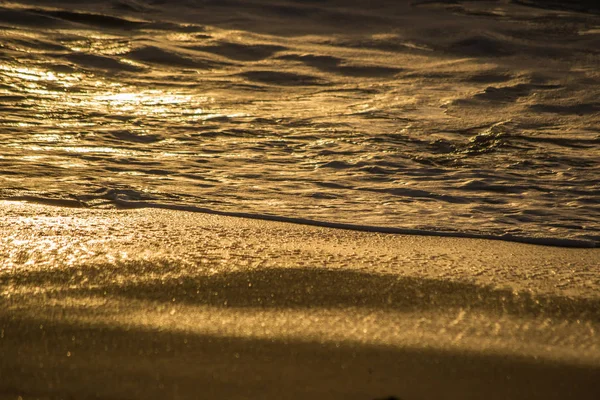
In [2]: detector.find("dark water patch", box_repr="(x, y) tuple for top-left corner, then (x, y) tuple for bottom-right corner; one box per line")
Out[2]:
(358, 186), (469, 204)
(447, 35), (515, 57)
(237, 70), (323, 86)
(516, 134), (600, 148)
(83, 187), (158, 202)
(577, 196), (600, 205)
(445, 4), (508, 19)
(279, 53), (401, 78)
(32, 9), (145, 30)
(190, 42), (287, 61)
(309, 191), (340, 199)
(108, 130), (163, 143)
(428, 138), (457, 154)
(513, 0), (600, 14)
(316, 148), (360, 157)
(529, 103), (600, 115)
(322, 36), (432, 53)
(453, 84), (562, 107)
(338, 65), (401, 78)
(142, 169), (172, 176)
(8, 38), (69, 52)
(0, 170), (26, 176)
(260, 3), (320, 18)
(0, 95), (27, 102)
(358, 165), (396, 175)
(279, 53), (340, 68)
(143, 21), (207, 33)
(363, 133), (412, 145)
(46, 63), (76, 73)
(319, 160), (354, 169)
(0, 116), (44, 125)
(403, 71), (458, 81)
(455, 129), (510, 155)
(4, 195), (87, 208)
(62, 53), (144, 72)
(539, 154), (598, 168)
(0, 8), (65, 28)
(458, 179), (541, 194)
(473, 84), (542, 102)
(99, 157), (163, 167)
(314, 1), (396, 27)
(111, 0), (153, 12)
(315, 181), (350, 190)
(126, 46), (218, 68)
(462, 71), (514, 84)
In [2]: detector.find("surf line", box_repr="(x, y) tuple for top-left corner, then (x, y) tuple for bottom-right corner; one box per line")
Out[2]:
(101, 198), (597, 249)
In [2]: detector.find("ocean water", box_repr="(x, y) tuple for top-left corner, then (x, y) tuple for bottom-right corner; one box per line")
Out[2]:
(0, 0), (598, 246)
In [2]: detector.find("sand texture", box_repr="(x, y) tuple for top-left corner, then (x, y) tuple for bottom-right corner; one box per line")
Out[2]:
(1, 202), (599, 399)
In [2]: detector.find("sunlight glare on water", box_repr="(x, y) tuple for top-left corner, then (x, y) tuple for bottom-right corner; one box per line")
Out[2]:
(0, 0), (598, 246)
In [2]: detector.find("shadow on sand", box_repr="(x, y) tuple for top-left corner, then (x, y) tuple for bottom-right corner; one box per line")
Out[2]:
(0, 311), (599, 400)
(6, 265), (600, 322)
(2, 264), (600, 399)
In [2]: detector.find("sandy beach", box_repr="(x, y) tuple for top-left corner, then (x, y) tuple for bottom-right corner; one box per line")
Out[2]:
(1, 1), (599, 397)
(1, 201), (599, 399)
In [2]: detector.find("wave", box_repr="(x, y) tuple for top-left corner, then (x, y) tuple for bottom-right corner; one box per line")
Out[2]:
(1, 0), (598, 250)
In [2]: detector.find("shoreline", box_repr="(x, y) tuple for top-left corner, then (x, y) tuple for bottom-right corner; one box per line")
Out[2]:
(5, 197), (598, 248)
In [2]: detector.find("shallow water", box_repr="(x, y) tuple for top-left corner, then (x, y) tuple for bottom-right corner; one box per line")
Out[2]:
(1, 0), (599, 245)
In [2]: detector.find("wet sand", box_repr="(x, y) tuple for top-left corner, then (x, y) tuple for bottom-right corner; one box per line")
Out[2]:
(1, 201), (599, 399)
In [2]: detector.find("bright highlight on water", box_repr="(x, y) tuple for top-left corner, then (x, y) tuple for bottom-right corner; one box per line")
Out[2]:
(0, 0), (598, 246)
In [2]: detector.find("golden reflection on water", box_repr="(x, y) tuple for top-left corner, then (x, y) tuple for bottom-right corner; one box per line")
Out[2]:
(0, 62), (208, 119)
(94, 91), (201, 117)
(1, 58), (244, 159)
(62, 146), (123, 154)
(0, 64), (80, 86)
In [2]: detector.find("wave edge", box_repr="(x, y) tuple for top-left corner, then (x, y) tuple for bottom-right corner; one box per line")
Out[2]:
(4, 197), (597, 248)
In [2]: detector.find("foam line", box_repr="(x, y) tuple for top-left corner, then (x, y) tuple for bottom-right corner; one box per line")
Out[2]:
(105, 198), (597, 248)
(6, 196), (596, 247)
(6, 196), (595, 248)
